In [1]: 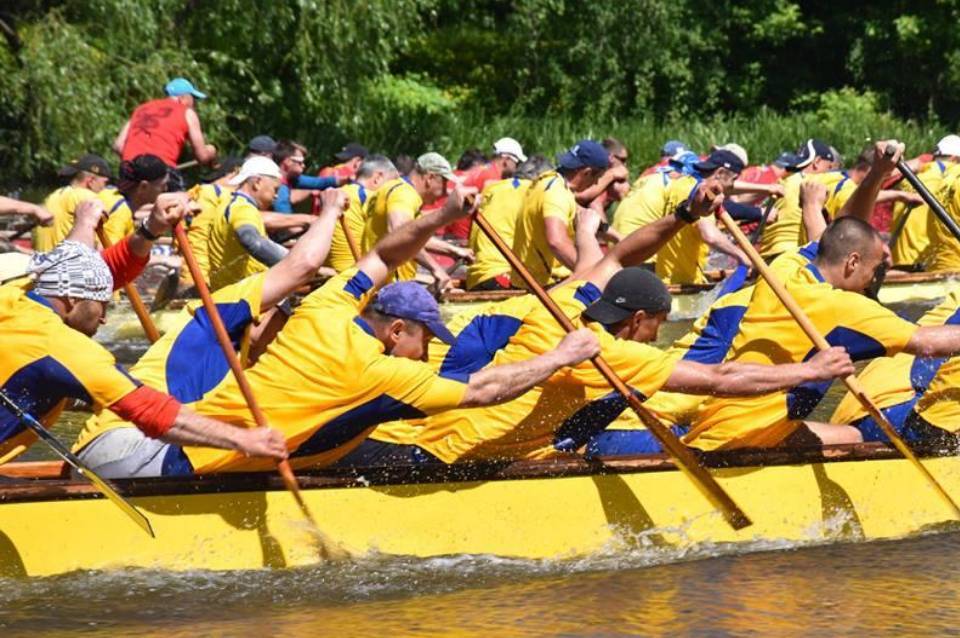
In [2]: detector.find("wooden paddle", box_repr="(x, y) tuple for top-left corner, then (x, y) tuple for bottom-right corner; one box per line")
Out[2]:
(172, 222), (345, 558)
(749, 198), (776, 245)
(0, 388), (155, 537)
(716, 208), (960, 519)
(473, 211), (752, 530)
(94, 225), (161, 343)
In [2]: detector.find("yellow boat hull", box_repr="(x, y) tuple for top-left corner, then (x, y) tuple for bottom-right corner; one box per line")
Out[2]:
(1, 445), (959, 577)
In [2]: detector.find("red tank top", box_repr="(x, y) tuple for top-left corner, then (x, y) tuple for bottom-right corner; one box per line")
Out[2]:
(121, 98), (189, 167)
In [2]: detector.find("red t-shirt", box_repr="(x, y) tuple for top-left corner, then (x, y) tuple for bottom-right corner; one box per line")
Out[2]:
(122, 98), (190, 167)
(738, 164), (782, 206)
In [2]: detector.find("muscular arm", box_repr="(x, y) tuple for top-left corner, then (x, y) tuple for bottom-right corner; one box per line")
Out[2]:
(905, 325), (960, 358)
(162, 406), (287, 459)
(113, 119), (130, 156)
(236, 224), (288, 266)
(261, 212), (316, 231)
(0, 195), (51, 225)
(661, 346), (854, 396)
(579, 213), (686, 288)
(185, 108), (216, 164)
(699, 220), (749, 266)
(838, 140), (903, 222)
(544, 216), (577, 269)
(460, 329), (600, 407)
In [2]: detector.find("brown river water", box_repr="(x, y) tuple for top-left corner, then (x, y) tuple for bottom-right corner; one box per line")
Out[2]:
(3, 300), (957, 636)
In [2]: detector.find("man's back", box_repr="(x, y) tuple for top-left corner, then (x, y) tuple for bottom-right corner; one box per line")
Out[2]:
(121, 98), (189, 167)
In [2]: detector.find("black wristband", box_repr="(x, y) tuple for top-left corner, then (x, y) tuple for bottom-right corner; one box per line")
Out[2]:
(675, 203), (697, 224)
(136, 217), (162, 241)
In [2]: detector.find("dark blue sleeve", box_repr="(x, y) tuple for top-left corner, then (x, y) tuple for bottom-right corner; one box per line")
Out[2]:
(292, 175), (338, 190)
(722, 200), (763, 222)
(273, 184), (293, 214)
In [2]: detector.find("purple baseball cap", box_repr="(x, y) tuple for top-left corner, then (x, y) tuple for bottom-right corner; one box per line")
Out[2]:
(371, 282), (456, 345)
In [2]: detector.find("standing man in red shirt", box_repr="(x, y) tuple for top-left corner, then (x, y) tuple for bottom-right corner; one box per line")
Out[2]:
(112, 77), (217, 191)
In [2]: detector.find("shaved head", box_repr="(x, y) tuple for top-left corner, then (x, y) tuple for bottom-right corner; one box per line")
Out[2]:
(816, 217), (882, 266)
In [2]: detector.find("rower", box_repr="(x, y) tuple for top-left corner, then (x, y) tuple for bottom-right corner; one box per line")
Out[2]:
(326, 155), (398, 273)
(113, 77), (217, 191)
(360, 152), (474, 290)
(247, 135), (278, 158)
(73, 190), (349, 477)
(639, 139), (689, 177)
(36, 154), (111, 252)
(96, 154), (174, 247)
(272, 140), (345, 214)
(162, 183), (599, 475)
(0, 196), (286, 466)
(319, 142), (369, 182)
(343, 182), (854, 467)
(510, 140), (610, 288)
(466, 155), (553, 291)
(573, 138), (630, 214)
(908, 135), (960, 271)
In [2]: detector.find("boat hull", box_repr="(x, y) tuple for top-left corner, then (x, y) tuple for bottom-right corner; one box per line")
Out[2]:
(1, 445), (959, 577)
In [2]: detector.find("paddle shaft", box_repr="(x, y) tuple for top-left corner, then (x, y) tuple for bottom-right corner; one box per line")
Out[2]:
(341, 217), (362, 262)
(172, 223), (315, 521)
(0, 389), (154, 537)
(472, 211), (752, 530)
(749, 199), (776, 245)
(895, 157), (960, 243)
(717, 209), (960, 519)
(94, 226), (161, 343)
(176, 160), (199, 171)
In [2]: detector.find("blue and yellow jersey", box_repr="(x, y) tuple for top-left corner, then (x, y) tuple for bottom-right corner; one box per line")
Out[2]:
(375, 280), (679, 463)
(927, 163), (960, 272)
(831, 289), (960, 426)
(686, 260), (918, 451)
(652, 175), (721, 285)
(183, 183), (233, 285)
(760, 171), (858, 258)
(207, 191), (269, 291)
(361, 178), (423, 281)
(0, 285), (139, 463)
(510, 171), (577, 287)
(96, 187), (135, 247)
(611, 172), (671, 265)
(890, 160), (954, 267)
(466, 177), (531, 289)
(39, 185), (97, 252)
(327, 182), (369, 273)
(186, 268), (468, 473)
(73, 273), (266, 452)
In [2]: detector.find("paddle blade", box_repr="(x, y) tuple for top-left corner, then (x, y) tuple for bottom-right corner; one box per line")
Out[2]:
(77, 467), (155, 538)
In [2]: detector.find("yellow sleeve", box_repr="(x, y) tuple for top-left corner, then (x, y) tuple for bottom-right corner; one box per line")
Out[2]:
(303, 267), (378, 315)
(101, 204), (134, 246)
(48, 325), (140, 409)
(366, 354), (468, 414)
(386, 184), (421, 219)
(207, 272), (267, 322)
(834, 290), (919, 357)
(565, 332), (680, 398)
(227, 201), (263, 232)
(542, 182), (575, 222)
(825, 179), (858, 218)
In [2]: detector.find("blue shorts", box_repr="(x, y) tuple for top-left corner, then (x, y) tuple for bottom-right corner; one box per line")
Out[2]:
(585, 425), (690, 458)
(853, 398), (919, 443)
(333, 439), (441, 467)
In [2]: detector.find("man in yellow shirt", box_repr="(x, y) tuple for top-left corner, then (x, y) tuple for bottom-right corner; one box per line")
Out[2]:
(511, 140), (610, 288)
(361, 152), (473, 289)
(348, 188), (854, 466)
(37, 154), (112, 252)
(327, 155), (398, 272)
(162, 183), (600, 475)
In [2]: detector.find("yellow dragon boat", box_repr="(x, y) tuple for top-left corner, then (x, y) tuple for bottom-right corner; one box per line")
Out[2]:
(2, 443), (959, 577)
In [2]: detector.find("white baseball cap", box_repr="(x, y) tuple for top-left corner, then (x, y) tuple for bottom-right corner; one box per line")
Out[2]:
(493, 137), (527, 163)
(229, 156), (282, 186)
(935, 134), (960, 158)
(717, 143), (749, 167)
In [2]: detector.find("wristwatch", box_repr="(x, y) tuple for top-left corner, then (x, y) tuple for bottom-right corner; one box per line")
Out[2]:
(136, 217), (162, 241)
(675, 203), (697, 224)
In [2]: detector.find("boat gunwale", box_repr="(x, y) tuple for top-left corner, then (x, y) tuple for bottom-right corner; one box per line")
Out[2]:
(0, 442), (945, 505)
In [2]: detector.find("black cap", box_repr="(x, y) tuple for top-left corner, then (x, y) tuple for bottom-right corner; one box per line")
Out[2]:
(335, 142), (369, 161)
(792, 138), (836, 169)
(202, 155), (243, 183)
(582, 268), (673, 325)
(58, 153), (113, 180)
(694, 149), (745, 175)
(248, 135), (277, 154)
(119, 154), (169, 183)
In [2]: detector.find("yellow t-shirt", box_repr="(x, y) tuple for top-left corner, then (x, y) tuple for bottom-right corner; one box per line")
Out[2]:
(182, 183), (233, 286)
(653, 175), (715, 285)
(327, 182), (369, 273)
(377, 281), (679, 463)
(73, 273), (266, 452)
(97, 187), (135, 247)
(0, 285), (138, 464)
(185, 268), (467, 472)
(686, 261), (918, 451)
(361, 178), (423, 281)
(925, 163), (960, 272)
(510, 171), (577, 288)
(207, 191), (269, 291)
(37, 186), (97, 252)
(611, 172), (671, 266)
(890, 160), (954, 267)
(759, 171), (858, 258)
(466, 177), (531, 288)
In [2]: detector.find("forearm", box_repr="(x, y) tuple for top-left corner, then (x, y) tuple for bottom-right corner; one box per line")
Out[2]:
(664, 360), (826, 396)
(801, 201), (828, 242)
(236, 224), (288, 266)
(425, 236), (464, 257)
(293, 175), (338, 190)
(415, 248), (446, 274)
(369, 210), (459, 273)
(262, 212), (315, 231)
(461, 350), (570, 407)
(838, 168), (887, 221)
(906, 326), (960, 358)
(547, 234), (578, 269)
(160, 406), (248, 450)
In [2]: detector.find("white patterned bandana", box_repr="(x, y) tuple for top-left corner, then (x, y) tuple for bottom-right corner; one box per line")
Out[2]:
(28, 241), (114, 302)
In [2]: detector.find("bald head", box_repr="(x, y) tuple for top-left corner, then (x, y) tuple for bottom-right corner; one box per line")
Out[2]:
(816, 217), (882, 266)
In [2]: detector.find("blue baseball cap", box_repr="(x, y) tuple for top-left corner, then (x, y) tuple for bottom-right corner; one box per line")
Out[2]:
(557, 140), (609, 171)
(668, 150), (701, 175)
(165, 77), (207, 100)
(773, 151), (799, 169)
(661, 140), (689, 157)
(792, 138), (836, 169)
(694, 149), (745, 175)
(371, 282), (456, 345)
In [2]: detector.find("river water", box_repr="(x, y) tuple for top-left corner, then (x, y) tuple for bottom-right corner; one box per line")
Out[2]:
(3, 302), (956, 636)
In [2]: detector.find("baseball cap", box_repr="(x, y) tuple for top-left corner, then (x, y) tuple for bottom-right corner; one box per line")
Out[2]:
(668, 150), (701, 175)
(58, 154), (113, 180)
(661, 140), (689, 157)
(417, 152), (457, 180)
(119, 154), (169, 183)
(935, 134), (960, 157)
(164, 77), (206, 100)
(28, 240), (114, 303)
(229, 156), (282, 186)
(372, 281), (456, 345)
(335, 142), (369, 161)
(773, 151), (798, 169)
(557, 140), (610, 171)
(717, 143), (749, 167)
(492, 137), (527, 163)
(582, 268), (673, 325)
(248, 135), (277, 155)
(694, 149), (745, 174)
(792, 138), (836, 169)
